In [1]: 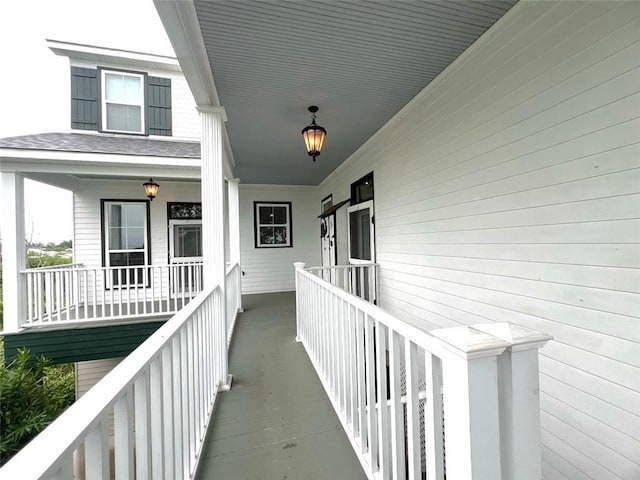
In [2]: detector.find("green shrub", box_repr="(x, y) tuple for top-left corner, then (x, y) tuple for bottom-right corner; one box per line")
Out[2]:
(0, 347), (75, 464)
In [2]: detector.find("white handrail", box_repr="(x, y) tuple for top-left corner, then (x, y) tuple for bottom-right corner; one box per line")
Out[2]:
(0, 283), (227, 480)
(306, 263), (378, 303)
(294, 263), (551, 480)
(225, 262), (242, 344)
(21, 263), (204, 328)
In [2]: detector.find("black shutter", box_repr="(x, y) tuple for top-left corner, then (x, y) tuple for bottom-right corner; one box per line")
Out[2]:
(146, 76), (172, 136)
(70, 67), (98, 130)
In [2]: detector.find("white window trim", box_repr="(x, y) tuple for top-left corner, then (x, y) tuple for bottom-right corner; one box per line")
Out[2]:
(169, 219), (203, 263)
(100, 69), (145, 134)
(347, 200), (375, 264)
(103, 200), (149, 287)
(254, 202), (292, 248)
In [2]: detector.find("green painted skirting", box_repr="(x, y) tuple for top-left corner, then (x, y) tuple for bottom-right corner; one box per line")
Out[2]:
(2, 321), (167, 364)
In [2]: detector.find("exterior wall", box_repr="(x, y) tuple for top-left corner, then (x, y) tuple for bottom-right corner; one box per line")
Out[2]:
(239, 184), (319, 294)
(74, 179), (201, 268)
(319, 2), (640, 479)
(69, 59), (200, 140)
(76, 357), (123, 400)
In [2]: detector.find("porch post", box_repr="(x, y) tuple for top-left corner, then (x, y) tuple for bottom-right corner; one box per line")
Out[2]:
(1, 172), (27, 333)
(227, 178), (243, 313)
(475, 323), (552, 480)
(430, 326), (509, 479)
(198, 106), (231, 390)
(293, 262), (305, 342)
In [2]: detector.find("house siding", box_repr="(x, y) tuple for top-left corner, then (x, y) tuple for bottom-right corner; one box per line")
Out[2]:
(74, 179), (202, 269)
(319, 2), (640, 479)
(239, 185), (319, 294)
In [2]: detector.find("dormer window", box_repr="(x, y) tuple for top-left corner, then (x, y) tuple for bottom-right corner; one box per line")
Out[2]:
(70, 66), (172, 136)
(101, 70), (145, 134)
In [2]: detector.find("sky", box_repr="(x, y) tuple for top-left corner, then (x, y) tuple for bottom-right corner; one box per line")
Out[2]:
(0, 0), (175, 243)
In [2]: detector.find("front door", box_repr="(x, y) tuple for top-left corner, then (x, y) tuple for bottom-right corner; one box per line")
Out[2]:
(169, 219), (203, 294)
(347, 200), (376, 301)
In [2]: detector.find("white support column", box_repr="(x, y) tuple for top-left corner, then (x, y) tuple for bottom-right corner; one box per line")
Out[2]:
(198, 106), (231, 390)
(430, 326), (510, 480)
(293, 262), (306, 342)
(1, 173), (27, 332)
(227, 178), (243, 313)
(475, 323), (552, 480)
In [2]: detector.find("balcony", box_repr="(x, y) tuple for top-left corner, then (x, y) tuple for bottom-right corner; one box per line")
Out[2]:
(0, 263), (550, 479)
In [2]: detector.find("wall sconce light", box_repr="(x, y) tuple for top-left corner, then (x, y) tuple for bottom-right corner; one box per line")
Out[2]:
(301, 105), (326, 161)
(143, 178), (159, 201)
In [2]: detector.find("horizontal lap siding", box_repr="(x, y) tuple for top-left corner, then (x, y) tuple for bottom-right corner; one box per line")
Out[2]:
(239, 185), (319, 294)
(74, 179), (202, 269)
(319, 2), (640, 478)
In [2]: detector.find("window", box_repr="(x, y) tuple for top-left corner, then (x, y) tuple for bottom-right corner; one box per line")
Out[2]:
(101, 70), (145, 134)
(350, 172), (374, 205)
(167, 202), (203, 263)
(254, 202), (292, 248)
(102, 201), (150, 286)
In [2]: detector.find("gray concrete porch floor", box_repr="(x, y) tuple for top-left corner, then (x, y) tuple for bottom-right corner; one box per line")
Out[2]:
(195, 292), (367, 480)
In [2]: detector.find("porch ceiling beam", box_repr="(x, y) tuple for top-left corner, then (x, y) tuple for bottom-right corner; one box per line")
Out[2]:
(0, 160), (200, 180)
(23, 173), (81, 192)
(153, 0), (236, 172)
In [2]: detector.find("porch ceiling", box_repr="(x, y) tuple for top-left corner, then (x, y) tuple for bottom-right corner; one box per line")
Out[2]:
(190, 0), (517, 185)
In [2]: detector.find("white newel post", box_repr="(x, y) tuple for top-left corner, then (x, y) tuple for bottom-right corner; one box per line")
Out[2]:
(227, 178), (242, 313)
(475, 323), (552, 480)
(199, 106), (231, 390)
(1, 173), (27, 333)
(293, 262), (305, 342)
(430, 326), (510, 479)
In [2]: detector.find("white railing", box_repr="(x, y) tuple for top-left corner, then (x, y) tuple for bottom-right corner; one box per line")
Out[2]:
(307, 264), (377, 303)
(0, 283), (228, 480)
(294, 263), (552, 480)
(21, 262), (204, 327)
(225, 262), (242, 344)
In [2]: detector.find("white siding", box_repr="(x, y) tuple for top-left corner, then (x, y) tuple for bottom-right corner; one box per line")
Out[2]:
(239, 185), (319, 294)
(319, 2), (640, 479)
(75, 357), (123, 399)
(74, 179), (201, 268)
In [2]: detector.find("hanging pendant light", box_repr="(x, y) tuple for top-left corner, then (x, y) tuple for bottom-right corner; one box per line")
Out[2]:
(301, 106), (326, 161)
(143, 178), (159, 201)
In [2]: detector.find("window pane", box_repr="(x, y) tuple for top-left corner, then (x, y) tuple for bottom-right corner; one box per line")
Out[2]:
(350, 210), (371, 260)
(109, 252), (145, 267)
(126, 227), (145, 250)
(273, 226), (287, 244)
(106, 104), (142, 132)
(259, 206), (274, 224)
(105, 73), (141, 104)
(273, 207), (287, 224)
(109, 227), (125, 250)
(259, 226), (274, 245)
(173, 225), (202, 258)
(124, 204), (145, 227)
(104, 74), (123, 102)
(122, 76), (141, 103)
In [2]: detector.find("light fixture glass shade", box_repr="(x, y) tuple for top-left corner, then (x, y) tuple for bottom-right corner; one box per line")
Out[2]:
(301, 106), (326, 161)
(143, 178), (159, 201)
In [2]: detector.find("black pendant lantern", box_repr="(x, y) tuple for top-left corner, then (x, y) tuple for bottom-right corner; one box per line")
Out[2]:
(143, 178), (159, 201)
(301, 106), (326, 161)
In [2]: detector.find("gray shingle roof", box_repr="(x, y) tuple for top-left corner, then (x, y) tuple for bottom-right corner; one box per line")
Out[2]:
(0, 132), (200, 158)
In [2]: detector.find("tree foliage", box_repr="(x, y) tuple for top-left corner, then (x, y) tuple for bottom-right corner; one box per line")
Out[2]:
(0, 346), (75, 465)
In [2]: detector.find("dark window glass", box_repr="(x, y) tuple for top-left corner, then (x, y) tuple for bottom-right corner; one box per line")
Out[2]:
(351, 172), (374, 205)
(349, 210), (371, 261)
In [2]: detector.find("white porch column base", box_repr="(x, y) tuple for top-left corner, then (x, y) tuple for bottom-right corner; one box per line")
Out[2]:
(475, 323), (552, 480)
(293, 262), (306, 343)
(1, 173), (27, 333)
(199, 106), (229, 387)
(430, 325), (509, 480)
